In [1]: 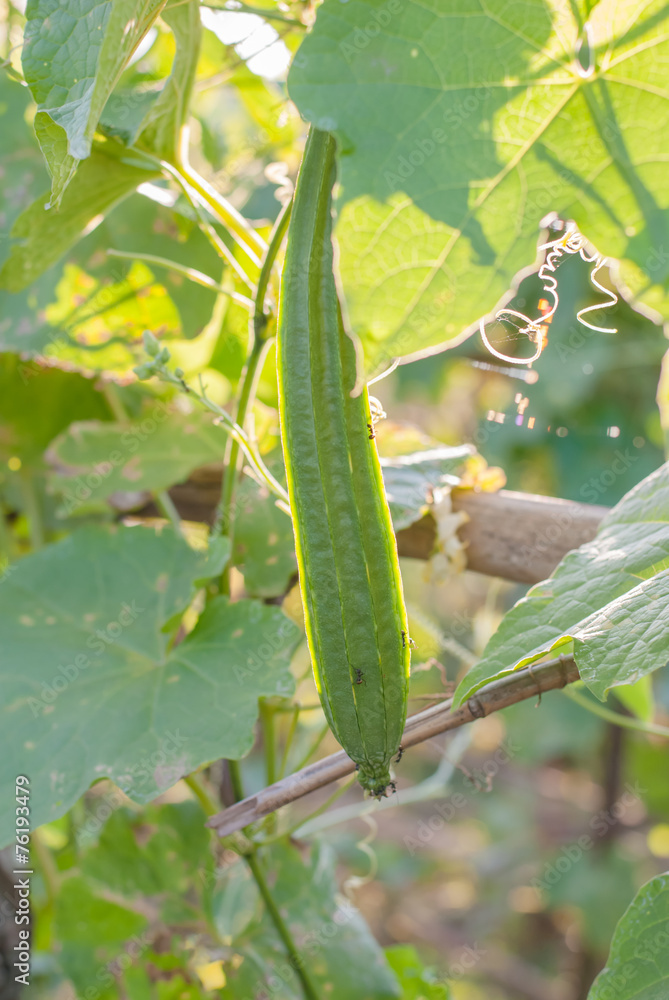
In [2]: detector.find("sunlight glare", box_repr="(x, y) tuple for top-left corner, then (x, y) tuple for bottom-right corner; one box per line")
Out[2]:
(200, 8), (291, 80)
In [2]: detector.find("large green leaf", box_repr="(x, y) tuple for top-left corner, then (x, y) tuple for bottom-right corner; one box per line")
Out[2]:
(454, 462), (669, 705)
(288, 0), (669, 374)
(22, 0), (165, 205)
(0, 188), (224, 371)
(0, 68), (220, 368)
(0, 142), (158, 294)
(588, 872), (669, 999)
(0, 524), (300, 845)
(0, 75), (49, 267)
(48, 409), (225, 513)
(219, 842), (401, 1000)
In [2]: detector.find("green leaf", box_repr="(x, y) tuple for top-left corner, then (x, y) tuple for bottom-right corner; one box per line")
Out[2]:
(55, 874), (148, 945)
(574, 572), (669, 699)
(137, 0), (202, 161)
(0, 142), (158, 293)
(212, 861), (260, 941)
(0, 524), (300, 845)
(54, 875), (148, 1000)
(0, 357), (110, 469)
(82, 802), (211, 899)
(233, 475), (298, 598)
(22, 0), (165, 204)
(380, 444), (474, 530)
(99, 90), (160, 146)
(48, 409), (225, 513)
(385, 945), (449, 999)
(588, 872), (669, 999)
(219, 842), (401, 1000)
(208, 295), (251, 384)
(0, 185), (225, 374)
(288, 0), (669, 373)
(453, 462), (669, 706)
(0, 74), (50, 268)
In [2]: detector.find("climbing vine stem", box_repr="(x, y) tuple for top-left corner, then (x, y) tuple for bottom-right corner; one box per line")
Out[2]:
(216, 197), (293, 593)
(563, 686), (669, 738)
(226, 760), (320, 1000)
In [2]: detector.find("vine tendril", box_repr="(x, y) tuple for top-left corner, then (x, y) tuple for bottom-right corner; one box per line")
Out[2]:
(479, 219), (618, 366)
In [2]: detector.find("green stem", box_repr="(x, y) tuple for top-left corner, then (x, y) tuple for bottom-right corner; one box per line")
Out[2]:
(202, 0), (303, 25)
(31, 829), (59, 908)
(154, 491), (183, 534)
(174, 155), (266, 262)
(227, 760), (246, 803)
(107, 249), (254, 309)
(158, 365), (289, 505)
(19, 472), (45, 550)
(564, 687), (669, 738)
(184, 772), (218, 817)
(273, 702), (322, 713)
(226, 761), (318, 998)
(0, 501), (17, 565)
(216, 199), (293, 591)
(261, 701), (277, 787)
(261, 775), (358, 846)
(160, 160), (257, 289)
(253, 197), (293, 344)
(278, 706), (300, 780)
(101, 381), (129, 422)
(217, 340), (273, 595)
(292, 722), (330, 774)
(246, 852), (320, 1000)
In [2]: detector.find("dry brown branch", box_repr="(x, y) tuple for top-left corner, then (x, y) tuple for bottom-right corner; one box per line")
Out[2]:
(158, 473), (607, 584)
(207, 654), (579, 838)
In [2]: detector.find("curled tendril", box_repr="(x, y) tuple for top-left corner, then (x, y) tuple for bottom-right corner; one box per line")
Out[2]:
(479, 222), (618, 365)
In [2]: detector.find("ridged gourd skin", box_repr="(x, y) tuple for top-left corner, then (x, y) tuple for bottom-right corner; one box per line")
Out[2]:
(276, 128), (410, 795)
